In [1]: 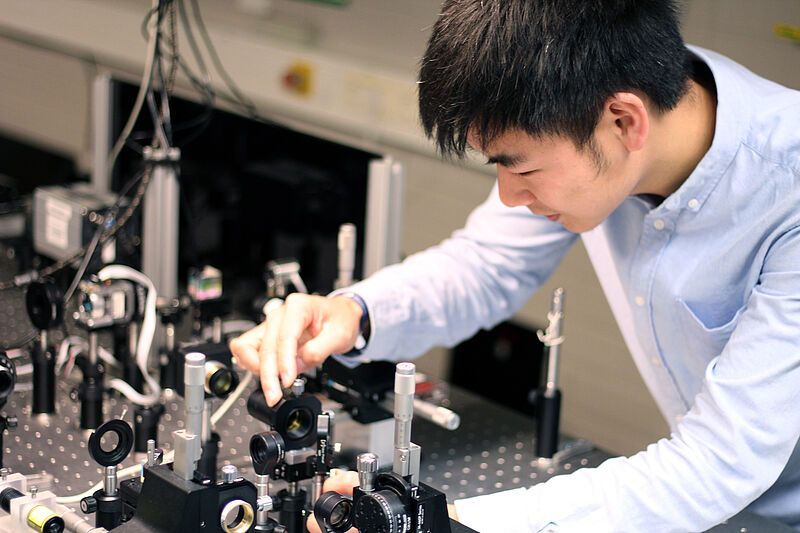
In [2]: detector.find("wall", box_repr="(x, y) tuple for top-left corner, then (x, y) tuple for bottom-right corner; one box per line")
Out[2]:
(0, 0), (798, 456)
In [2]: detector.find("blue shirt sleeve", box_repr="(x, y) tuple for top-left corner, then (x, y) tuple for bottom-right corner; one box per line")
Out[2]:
(338, 182), (577, 365)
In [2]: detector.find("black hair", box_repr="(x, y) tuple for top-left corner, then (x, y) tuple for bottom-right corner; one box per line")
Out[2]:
(418, 0), (691, 157)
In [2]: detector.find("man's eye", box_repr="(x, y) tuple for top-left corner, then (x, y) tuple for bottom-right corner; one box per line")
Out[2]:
(517, 170), (538, 177)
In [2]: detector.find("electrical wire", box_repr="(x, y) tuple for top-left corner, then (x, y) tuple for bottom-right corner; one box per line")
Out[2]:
(106, 0), (162, 179)
(97, 265), (162, 407)
(0, 331), (38, 352)
(186, 0), (258, 118)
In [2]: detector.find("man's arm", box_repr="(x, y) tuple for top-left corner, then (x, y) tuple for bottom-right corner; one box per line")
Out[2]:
(343, 183), (578, 364)
(454, 226), (800, 533)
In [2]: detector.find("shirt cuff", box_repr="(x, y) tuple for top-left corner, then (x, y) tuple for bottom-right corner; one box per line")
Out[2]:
(455, 487), (539, 533)
(328, 290), (370, 358)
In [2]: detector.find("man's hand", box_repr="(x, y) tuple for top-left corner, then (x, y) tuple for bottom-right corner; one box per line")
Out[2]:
(306, 470), (359, 533)
(229, 293), (364, 406)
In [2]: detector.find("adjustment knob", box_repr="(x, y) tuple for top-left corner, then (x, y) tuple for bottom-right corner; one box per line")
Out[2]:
(357, 453), (378, 492)
(80, 496), (98, 514)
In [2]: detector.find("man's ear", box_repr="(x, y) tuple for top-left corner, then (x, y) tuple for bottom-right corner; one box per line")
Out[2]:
(601, 92), (649, 152)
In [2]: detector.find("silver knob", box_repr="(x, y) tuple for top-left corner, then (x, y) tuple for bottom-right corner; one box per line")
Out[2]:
(222, 464), (238, 484)
(291, 377), (306, 396)
(357, 453), (379, 492)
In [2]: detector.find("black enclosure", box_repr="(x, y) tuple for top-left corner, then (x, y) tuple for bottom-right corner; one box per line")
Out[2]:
(111, 81), (379, 314)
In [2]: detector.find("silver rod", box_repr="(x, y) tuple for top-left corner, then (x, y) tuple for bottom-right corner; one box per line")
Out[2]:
(335, 223), (356, 289)
(90, 72), (112, 195)
(383, 393), (460, 431)
(184, 352), (205, 439)
(311, 474), (324, 505)
(165, 322), (175, 352)
(256, 474), (270, 525)
(288, 481), (299, 497)
(63, 508), (110, 533)
(40, 330), (48, 353)
(103, 465), (117, 495)
(212, 317), (223, 344)
(146, 439), (156, 467)
(128, 322), (139, 359)
(392, 362), (415, 477)
(202, 399), (212, 442)
(88, 332), (99, 365)
(544, 288), (564, 396)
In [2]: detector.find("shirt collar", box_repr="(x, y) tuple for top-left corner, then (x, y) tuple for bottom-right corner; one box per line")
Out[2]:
(660, 45), (751, 214)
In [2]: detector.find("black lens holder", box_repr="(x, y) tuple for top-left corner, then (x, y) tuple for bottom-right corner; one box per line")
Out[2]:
(314, 492), (354, 533)
(88, 419), (134, 467)
(25, 279), (64, 331)
(249, 431), (286, 476)
(247, 389), (322, 451)
(0, 352), (16, 407)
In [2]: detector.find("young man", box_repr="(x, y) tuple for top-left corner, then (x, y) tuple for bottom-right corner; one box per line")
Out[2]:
(231, 0), (800, 531)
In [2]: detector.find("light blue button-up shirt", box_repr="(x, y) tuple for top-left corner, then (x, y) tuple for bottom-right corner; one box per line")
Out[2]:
(344, 46), (800, 532)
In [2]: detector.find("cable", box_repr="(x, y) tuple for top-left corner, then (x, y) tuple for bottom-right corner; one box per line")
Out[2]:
(0, 330), (38, 352)
(186, 0), (258, 118)
(98, 265), (161, 407)
(211, 369), (252, 427)
(106, 0), (162, 179)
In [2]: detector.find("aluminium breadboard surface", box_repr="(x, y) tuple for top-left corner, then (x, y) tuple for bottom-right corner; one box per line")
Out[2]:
(0, 261), (790, 530)
(0, 383), (791, 531)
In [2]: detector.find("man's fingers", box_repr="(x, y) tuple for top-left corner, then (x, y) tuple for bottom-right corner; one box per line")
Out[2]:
(297, 326), (352, 366)
(229, 322), (266, 374)
(259, 307), (284, 406)
(276, 294), (316, 388)
(322, 470), (359, 495)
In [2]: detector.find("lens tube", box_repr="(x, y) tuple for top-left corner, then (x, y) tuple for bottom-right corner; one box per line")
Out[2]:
(314, 492), (354, 533)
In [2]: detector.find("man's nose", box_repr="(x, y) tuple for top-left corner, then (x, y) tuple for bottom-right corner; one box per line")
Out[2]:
(496, 167), (535, 208)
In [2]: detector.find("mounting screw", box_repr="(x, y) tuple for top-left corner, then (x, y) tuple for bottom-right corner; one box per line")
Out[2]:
(291, 378), (306, 397)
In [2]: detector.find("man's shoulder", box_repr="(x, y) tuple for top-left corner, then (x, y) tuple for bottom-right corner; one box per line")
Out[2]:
(692, 46), (800, 174)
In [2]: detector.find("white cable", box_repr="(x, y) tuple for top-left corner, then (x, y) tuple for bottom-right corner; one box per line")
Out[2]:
(98, 346), (121, 368)
(98, 265), (161, 406)
(56, 336), (89, 374)
(14, 363), (32, 376)
(210, 370), (252, 427)
(5, 348), (25, 359)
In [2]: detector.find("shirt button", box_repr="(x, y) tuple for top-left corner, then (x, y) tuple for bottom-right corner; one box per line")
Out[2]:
(651, 357), (662, 366)
(688, 198), (699, 209)
(653, 219), (665, 230)
(675, 415), (683, 423)
(635, 296), (645, 307)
